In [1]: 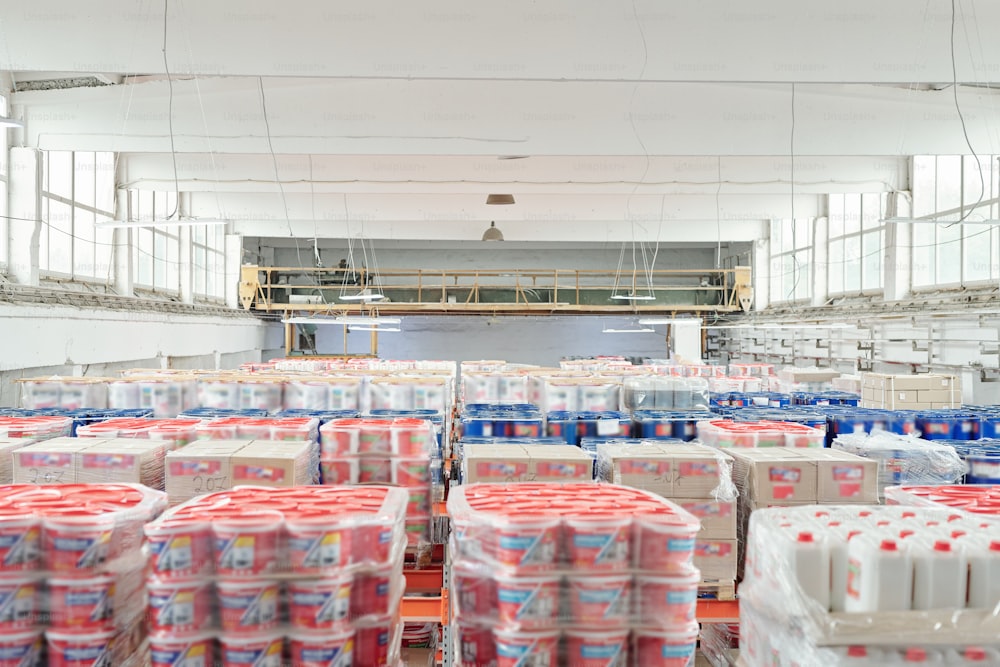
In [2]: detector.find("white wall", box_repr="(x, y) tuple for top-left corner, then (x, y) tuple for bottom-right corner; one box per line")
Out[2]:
(0, 303), (272, 406)
(311, 315), (680, 366)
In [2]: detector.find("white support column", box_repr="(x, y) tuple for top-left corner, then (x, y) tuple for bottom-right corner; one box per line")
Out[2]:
(178, 226), (193, 304)
(112, 189), (133, 296)
(8, 147), (41, 286)
(811, 216), (829, 307)
(224, 233), (243, 309)
(883, 193), (912, 302)
(753, 237), (770, 311)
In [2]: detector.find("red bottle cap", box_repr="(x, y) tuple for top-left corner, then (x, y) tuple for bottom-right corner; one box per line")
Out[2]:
(797, 531), (814, 543)
(880, 539), (898, 551)
(933, 540), (951, 552)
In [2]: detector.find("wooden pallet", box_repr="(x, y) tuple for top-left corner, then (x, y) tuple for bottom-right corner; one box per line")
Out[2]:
(698, 579), (737, 601)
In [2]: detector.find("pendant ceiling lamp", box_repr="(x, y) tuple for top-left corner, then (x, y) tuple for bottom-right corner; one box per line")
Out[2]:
(486, 194), (515, 205)
(339, 235), (386, 302)
(481, 221), (504, 242)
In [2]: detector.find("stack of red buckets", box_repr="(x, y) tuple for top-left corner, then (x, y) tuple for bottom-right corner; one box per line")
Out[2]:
(319, 418), (436, 547)
(144, 485), (409, 667)
(0, 483), (166, 666)
(448, 483), (702, 667)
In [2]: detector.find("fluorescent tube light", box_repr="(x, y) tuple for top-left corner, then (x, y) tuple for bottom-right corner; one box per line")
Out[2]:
(638, 318), (702, 325)
(610, 294), (656, 301)
(347, 326), (401, 332)
(281, 316), (401, 326)
(339, 292), (385, 302)
(0, 117), (23, 128)
(602, 327), (656, 334)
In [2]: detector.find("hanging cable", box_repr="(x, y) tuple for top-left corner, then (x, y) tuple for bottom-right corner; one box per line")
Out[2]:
(946, 0), (986, 227)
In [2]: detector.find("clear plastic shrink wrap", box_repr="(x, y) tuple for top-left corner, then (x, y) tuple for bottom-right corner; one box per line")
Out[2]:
(833, 431), (967, 498)
(0, 483), (165, 667)
(145, 485), (408, 667)
(740, 503), (1000, 666)
(448, 482), (701, 667)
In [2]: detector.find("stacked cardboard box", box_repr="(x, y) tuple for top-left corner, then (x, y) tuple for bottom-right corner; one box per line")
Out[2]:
(860, 372), (961, 409)
(13, 437), (166, 489)
(165, 439), (318, 505)
(728, 447), (879, 579)
(598, 441), (739, 588)
(461, 443), (594, 484)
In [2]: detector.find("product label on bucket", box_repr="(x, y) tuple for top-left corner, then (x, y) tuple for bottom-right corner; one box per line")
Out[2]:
(291, 588), (350, 625)
(661, 643), (696, 658)
(152, 642), (209, 667)
(0, 527), (39, 568)
(222, 642), (282, 667)
(666, 590), (697, 604)
(216, 535), (258, 571)
(295, 641), (353, 667)
(289, 533), (342, 569)
(53, 532), (111, 569)
(151, 590), (196, 628)
(65, 589), (112, 624)
(0, 636), (40, 664)
(499, 534), (555, 567)
(498, 586), (556, 620)
(580, 642), (626, 662)
(149, 536), (193, 573)
(578, 588), (628, 617)
(572, 533), (627, 565)
(61, 643), (112, 664)
(0, 584), (34, 626)
(666, 538), (695, 553)
(220, 589), (278, 628)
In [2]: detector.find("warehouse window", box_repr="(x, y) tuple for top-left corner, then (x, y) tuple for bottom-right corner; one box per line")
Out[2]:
(911, 155), (1000, 288)
(129, 191), (180, 293)
(192, 224), (226, 302)
(0, 96), (8, 272)
(39, 151), (116, 281)
(769, 218), (812, 303)
(827, 193), (885, 295)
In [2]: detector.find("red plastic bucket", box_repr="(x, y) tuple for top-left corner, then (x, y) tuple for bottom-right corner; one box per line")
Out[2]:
(357, 458), (392, 484)
(391, 457), (430, 486)
(150, 633), (214, 667)
(216, 580), (280, 633)
(42, 513), (116, 572)
(493, 629), (559, 667)
(357, 422), (392, 454)
(211, 512), (283, 576)
(0, 516), (40, 572)
(494, 516), (560, 570)
(636, 572), (700, 625)
(0, 630), (42, 667)
(566, 575), (632, 626)
(633, 626), (699, 667)
(288, 577), (352, 630)
(320, 422), (360, 457)
(0, 577), (36, 630)
(285, 516), (353, 573)
(145, 518), (212, 578)
(565, 515), (631, 570)
(391, 420), (433, 456)
(48, 576), (115, 630)
(495, 574), (560, 627)
(565, 629), (630, 667)
(147, 578), (213, 635)
(456, 624), (496, 667)
(288, 630), (354, 667)
(46, 629), (116, 667)
(633, 516), (698, 574)
(320, 459), (358, 485)
(354, 621), (393, 666)
(351, 568), (395, 618)
(453, 566), (497, 620)
(217, 634), (284, 667)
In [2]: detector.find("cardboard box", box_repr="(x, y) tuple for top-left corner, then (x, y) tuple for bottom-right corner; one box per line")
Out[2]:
(728, 449), (818, 503)
(600, 442), (673, 496)
(462, 444), (593, 484)
(694, 538), (738, 581)
(672, 445), (733, 498)
(779, 369), (841, 384)
(77, 439), (167, 488)
(231, 440), (316, 488)
(166, 440), (244, 505)
(13, 438), (93, 485)
(809, 448), (879, 503)
(678, 499), (738, 539)
(0, 439), (26, 484)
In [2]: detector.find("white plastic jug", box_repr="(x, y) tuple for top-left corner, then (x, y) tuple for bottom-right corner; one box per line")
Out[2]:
(959, 535), (1000, 610)
(884, 647), (945, 665)
(844, 534), (912, 613)
(911, 537), (966, 611)
(785, 530), (831, 610)
(829, 525), (868, 613)
(831, 645), (886, 665)
(944, 647), (1000, 665)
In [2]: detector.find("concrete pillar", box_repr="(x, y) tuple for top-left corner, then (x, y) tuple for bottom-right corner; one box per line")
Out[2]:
(8, 147), (41, 286)
(883, 193), (912, 302)
(113, 189), (133, 296)
(178, 226), (193, 304)
(753, 237), (770, 311)
(811, 216), (829, 307)
(225, 233), (243, 309)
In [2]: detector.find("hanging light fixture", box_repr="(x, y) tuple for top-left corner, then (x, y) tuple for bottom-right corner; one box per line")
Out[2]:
(486, 194), (515, 205)
(339, 235), (386, 302)
(482, 221), (504, 242)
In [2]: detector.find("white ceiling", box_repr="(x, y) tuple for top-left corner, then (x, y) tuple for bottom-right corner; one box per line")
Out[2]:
(2, 0), (1000, 244)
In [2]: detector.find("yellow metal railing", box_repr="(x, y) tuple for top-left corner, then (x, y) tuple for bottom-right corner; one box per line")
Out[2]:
(240, 265), (751, 314)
